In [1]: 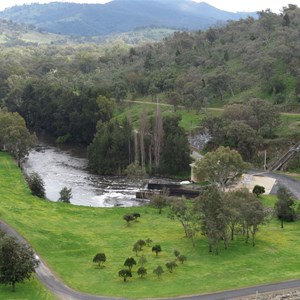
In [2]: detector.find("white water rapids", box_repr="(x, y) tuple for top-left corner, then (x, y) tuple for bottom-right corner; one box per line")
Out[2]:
(23, 143), (146, 207)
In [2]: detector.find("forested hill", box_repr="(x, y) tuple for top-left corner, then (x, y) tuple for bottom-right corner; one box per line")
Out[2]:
(0, 0), (256, 36)
(0, 19), (70, 45)
(1, 5), (300, 149)
(0, 18), (177, 46)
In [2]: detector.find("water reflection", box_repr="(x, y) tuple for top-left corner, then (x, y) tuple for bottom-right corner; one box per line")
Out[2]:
(23, 143), (146, 207)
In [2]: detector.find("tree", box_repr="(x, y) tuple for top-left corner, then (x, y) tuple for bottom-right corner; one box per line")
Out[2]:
(124, 257), (136, 271)
(240, 194), (265, 246)
(253, 185), (265, 197)
(165, 261), (178, 273)
(224, 189), (244, 241)
(247, 98), (280, 137)
(153, 265), (164, 278)
(222, 103), (254, 125)
(26, 172), (46, 199)
(166, 91), (181, 111)
(149, 193), (168, 214)
(178, 255), (187, 264)
(137, 267), (147, 278)
(132, 213), (141, 220)
(152, 245), (162, 256)
(207, 69), (233, 101)
(138, 255), (147, 267)
(0, 236), (39, 292)
(58, 187), (72, 203)
(200, 116), (226, 147)
(153, 103), (164, 173)
(195, 185), (228, 254)
(139, 107), (149, 170)
(124, 162), (147, 187)
(136, 239), (146, 248)
(133, 243), (142, 256)
(223, 121), (263, 161)
(87, 119), (133, 175)
(169, 197), (192, 237)
(194, 146), (249, 190)
(0, 111), (36, 167)
(123, 214), (135, 226)
(173, 249), (180, 258)
(92, 253), (106, 268)
(160, 115), (191, 175)
(275, 186), (296, 228)
(145, 238), (153, 246)
(118, 269), (132, 282)
(96, 95), (114, 123)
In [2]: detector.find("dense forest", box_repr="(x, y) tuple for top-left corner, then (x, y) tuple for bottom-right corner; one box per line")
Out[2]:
(1, 5), (300, 175)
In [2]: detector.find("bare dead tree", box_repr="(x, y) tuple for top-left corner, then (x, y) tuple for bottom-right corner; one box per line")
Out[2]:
(153, 100), (163, 173)
(139, 106), (148, 170)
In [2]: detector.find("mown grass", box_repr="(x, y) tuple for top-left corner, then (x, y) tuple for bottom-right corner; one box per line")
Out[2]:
(0, 279), (56, 300)
(1, 152), (300, 299)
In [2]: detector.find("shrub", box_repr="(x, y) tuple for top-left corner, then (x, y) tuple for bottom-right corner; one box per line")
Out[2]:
(26, 172), (46, 199)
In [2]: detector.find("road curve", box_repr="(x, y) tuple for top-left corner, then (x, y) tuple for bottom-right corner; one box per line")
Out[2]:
(250, 170), (300, 200)
(1, 171), (300, 300)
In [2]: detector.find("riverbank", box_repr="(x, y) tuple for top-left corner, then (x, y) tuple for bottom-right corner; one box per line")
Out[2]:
(23, 142), (144, 207)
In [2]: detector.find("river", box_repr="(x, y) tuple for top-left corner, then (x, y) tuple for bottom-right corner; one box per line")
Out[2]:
(23, 141), (146, 207)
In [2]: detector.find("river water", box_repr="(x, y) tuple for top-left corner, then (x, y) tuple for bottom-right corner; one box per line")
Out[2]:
(23, 141), (146, 207)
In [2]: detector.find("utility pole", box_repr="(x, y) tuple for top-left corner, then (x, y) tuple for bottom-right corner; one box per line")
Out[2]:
(264, 150), (267, 171)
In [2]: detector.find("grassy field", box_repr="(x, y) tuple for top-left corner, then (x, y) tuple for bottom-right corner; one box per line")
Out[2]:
(0, 279), (55, 300)
(117, 100), (300, 139)
(1, 152), (300, 299)
(115, 100), (222, 132)
(275, 113), (300, 138)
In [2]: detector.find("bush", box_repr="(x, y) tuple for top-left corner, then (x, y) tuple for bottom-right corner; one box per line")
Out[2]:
(92, 253), (106, 267)
(26, 172), (46, 198)
(58, 186), (72, 203)
(252, 185), (265, 197)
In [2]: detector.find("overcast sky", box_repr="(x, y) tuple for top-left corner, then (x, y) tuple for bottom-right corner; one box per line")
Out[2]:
(0, 0), (299, 13)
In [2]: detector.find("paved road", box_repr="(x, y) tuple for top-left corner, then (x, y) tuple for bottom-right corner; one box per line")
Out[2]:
(251, 170), (300, 200)
(267, 172), (300, 200)
(1, 171), (300, 300)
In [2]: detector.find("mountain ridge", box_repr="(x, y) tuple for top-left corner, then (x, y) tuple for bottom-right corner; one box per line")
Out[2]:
(0, 0), (257, 36)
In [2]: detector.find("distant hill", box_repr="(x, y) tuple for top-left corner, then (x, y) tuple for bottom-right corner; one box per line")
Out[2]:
(0, 0), (257, 36)
(0, 18), (69, 45)
(0, 18), (178, 46)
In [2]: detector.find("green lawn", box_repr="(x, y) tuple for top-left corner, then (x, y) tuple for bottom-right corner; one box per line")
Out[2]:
(1, 152), (300, 299)
(0, 279), (55, 300)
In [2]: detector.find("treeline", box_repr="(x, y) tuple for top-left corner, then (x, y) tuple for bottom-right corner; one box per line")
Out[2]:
(88, 112), (191, 176)
(1, 5), (300, 118)
(16, 82), (114, 144)
(1, 7), (300, 116)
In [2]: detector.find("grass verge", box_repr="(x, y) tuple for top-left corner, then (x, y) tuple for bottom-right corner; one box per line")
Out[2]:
(0, 279), (56, 300)
(1, 152), (300, 299)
